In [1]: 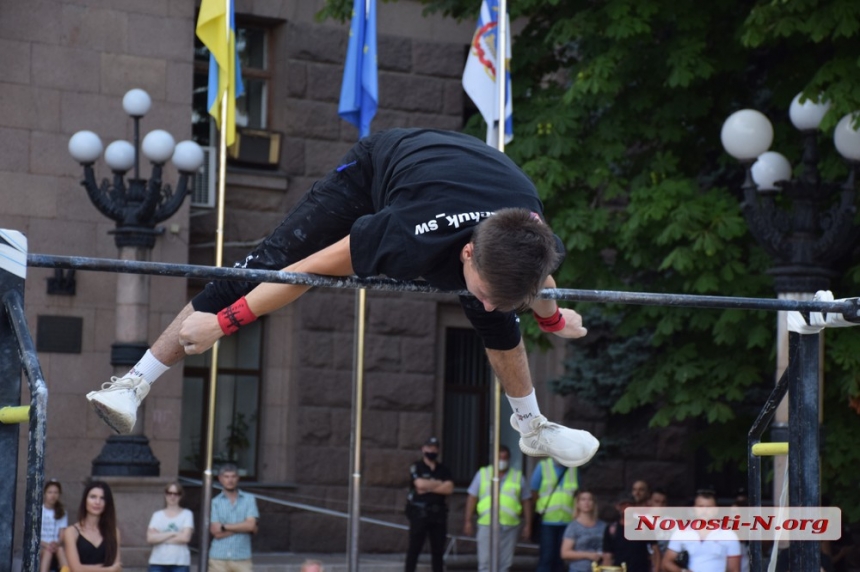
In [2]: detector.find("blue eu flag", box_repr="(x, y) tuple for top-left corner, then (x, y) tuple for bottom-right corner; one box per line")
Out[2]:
(338, 0), (378, 138)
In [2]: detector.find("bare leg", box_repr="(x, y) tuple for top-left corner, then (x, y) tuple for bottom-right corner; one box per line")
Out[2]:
(485, 342), (534, 398)
(86, 302), (197, 434)
(39, 547), (51, 572)
(150, 303), (197, 366)
(56, 546), (67, 568)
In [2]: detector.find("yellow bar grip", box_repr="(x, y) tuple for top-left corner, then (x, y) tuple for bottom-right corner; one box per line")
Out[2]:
(752, 442), (788, 456)
(0, 406), (30, 424)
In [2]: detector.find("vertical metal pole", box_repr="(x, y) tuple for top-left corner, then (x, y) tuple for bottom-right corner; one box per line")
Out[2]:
(495, 0), (508, 153)
(0, 230), (27, 572)
(788, 332), (820, 572)
(4, 289), (48, 572)
(348, 288), (367, 571)
(490, 379), (501, 572)
(133, 116), (141, 182)
(747, 441), (761, 572)
(200, 2), (232, 559)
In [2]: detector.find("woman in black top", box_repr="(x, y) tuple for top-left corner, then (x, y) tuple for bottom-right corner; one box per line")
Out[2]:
(62, 481), (121, 572)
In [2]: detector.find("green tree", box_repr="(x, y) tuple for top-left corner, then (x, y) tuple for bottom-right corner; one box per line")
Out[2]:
(322, 0), (860, 517)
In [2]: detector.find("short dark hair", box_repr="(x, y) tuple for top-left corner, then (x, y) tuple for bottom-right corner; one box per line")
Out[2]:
(471, 208), (562, 311)
(695, 489), (717, 504)
(219, 463), (239, 476)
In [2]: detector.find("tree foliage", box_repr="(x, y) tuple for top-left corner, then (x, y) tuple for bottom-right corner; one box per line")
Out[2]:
(321, 0), (860, 518)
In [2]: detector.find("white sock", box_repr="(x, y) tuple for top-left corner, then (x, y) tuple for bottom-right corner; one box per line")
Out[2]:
(127, 350), (170, 385)
(507, 390), (542, 433)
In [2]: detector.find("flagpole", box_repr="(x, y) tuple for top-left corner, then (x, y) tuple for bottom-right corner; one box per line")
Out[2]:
(495, 0), (508, 154)
(199, 1), (232, 569)
(347, 0), (371, 565)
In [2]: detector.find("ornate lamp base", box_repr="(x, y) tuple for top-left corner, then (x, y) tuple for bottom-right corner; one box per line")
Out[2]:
(91, 435), (160, 476)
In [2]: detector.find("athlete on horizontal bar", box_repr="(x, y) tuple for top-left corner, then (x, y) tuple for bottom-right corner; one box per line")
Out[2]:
(87, 128), (599, 468)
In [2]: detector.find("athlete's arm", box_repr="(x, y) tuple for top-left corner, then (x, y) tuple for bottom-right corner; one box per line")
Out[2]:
(244, 235), (354, 316)
(179, 236), (354, 354)
(530, 275), (588, 339)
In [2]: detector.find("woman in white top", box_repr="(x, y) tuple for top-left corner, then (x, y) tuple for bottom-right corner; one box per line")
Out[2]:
(146, 482), (194, 572)
(40, 479), (68, 572)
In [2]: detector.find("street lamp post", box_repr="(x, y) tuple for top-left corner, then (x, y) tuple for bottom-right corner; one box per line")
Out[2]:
(721, 96), (860, 572)
(68, 88), (204, 476)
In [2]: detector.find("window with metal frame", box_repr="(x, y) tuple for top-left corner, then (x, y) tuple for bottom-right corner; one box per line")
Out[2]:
(192, 24), (271, 147)
(179, 319), (263, 479)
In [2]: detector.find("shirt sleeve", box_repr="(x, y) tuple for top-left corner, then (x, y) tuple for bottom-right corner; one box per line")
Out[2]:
(350, 210), (419, 280)
(181, 509), (194, 530)
(467, 471), (482, 497)
(563, 521), (577, 540)
(210, 499), (221, 524)
(530, 464), (542, 492)
(726, 536), (742, 557)
(459, 296), (522, 351)
(437, 464), (454, 482)
(666, 531), (683, 553)
(58, 515), (68, 529)
(521, 476), (532, 500)
(248, 496), (260, 519)
(147, 511), (159, 530)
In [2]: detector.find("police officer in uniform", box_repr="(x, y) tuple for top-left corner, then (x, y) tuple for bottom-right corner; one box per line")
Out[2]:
(405, 437), (454, 572)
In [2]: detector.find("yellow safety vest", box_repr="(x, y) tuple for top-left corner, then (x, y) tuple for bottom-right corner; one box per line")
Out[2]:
(536, 458), (578, 524)
(476, 466), (523, 526)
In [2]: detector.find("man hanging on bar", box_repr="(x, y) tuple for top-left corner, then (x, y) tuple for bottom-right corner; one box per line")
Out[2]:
(86, 128), (600, 468)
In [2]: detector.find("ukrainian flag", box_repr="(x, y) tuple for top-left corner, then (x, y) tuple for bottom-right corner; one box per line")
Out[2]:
(196, 0), (245, 147)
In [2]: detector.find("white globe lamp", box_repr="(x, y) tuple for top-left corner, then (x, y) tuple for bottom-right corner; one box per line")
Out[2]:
(721, 109), (774, 161)
(68, 130), (104, 164)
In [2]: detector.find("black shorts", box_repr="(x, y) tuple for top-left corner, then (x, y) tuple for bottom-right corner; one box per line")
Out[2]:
(192, 137), (377, 313)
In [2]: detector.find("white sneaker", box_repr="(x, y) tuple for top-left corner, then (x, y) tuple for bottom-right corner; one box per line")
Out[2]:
(511, 414), (599, 468)
(86, 376), (150, 435)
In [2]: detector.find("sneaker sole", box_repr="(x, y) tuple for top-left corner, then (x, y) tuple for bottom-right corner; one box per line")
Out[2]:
(88, 398), (133, 435)
(519, 440), (599, 468)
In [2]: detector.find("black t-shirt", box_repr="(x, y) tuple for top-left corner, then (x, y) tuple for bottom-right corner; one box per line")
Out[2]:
(407, 459), (453, 506)
(603, 520), (652, 572)
(348, 129), (547, 350)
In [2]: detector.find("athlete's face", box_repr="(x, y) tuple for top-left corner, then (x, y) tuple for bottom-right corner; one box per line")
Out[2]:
(461, 243), (498, 312)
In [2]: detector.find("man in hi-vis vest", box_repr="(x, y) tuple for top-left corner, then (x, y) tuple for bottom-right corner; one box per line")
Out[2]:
(531, 457), (579, 572)
(464, 445), (533, 572)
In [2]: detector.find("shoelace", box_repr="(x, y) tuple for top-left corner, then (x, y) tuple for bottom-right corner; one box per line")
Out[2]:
(99, 376), (141, 391)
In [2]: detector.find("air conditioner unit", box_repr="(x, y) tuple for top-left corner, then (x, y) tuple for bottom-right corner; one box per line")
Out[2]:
(227, 128), (281, 169)
(192, 146), (216, 208)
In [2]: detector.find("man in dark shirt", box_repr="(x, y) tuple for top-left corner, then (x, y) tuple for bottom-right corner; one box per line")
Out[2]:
(603, 494), (654, 572)
(405, 437), (454, 572)
(87, 129), (599, 469)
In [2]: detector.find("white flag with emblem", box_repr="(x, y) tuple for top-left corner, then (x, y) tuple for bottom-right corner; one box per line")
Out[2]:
(462, 0), (513, 146)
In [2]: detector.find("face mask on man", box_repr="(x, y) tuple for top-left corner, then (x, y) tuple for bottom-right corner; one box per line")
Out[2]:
(424, 451), (439, 461)
(498, 460), (509, 471)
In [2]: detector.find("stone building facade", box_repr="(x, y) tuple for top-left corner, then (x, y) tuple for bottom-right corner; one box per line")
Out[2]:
(2, 0), (696, 564)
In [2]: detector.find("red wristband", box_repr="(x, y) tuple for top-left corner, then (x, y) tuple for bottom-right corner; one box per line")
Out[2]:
(217, 297), (258, 335)
(534, 308), (566, 332)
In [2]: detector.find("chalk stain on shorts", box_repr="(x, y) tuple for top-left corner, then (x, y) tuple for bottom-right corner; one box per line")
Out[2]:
(293, 228), (307, 242)
(336, 161), (356, 172)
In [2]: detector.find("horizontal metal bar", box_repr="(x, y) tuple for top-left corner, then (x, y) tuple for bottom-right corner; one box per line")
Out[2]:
(27, 253), (860, 315)
(751, 442), (789, 456)
(0, 406), (29, 425)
